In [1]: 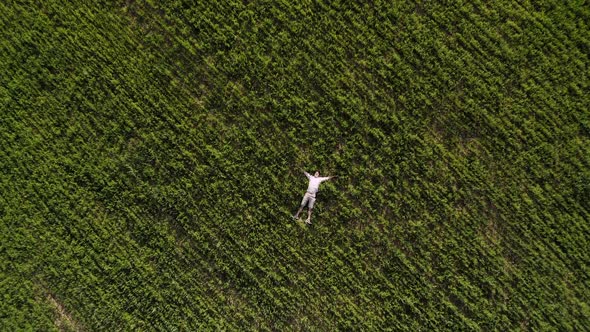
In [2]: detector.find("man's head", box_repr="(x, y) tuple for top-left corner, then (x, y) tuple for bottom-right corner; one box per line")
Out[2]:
(314, 171), (320, 177)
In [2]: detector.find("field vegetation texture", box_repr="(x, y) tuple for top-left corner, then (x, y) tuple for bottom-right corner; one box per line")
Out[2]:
(1, 0), (589, 330)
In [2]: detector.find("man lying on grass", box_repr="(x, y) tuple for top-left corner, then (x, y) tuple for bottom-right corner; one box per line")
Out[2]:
(293, 171), (336, 224)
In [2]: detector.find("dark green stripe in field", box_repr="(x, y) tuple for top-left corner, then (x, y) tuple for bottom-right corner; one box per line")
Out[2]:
(1, 0), (589, 330)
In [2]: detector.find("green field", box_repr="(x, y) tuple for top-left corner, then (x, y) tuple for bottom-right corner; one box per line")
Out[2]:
(1, 0), (589, 330)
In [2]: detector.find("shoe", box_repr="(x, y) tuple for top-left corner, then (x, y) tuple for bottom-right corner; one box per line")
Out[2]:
(305, 219), (312, 225)
(292, 215), (299, 220)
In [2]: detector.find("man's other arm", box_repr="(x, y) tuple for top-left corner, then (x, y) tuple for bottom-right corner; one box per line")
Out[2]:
(319, 176), (335, 182)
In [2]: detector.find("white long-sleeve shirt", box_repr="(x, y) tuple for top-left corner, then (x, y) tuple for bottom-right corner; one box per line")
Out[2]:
(304, 172), (331, 196)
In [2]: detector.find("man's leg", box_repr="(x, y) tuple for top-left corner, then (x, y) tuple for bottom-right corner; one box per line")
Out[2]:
(305, 196), (315, 224)
(294, 194), (309, 219)
(294, 206), (304, 219)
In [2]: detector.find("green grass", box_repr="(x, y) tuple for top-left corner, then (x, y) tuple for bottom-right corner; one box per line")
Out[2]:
(1, 0), (589, 330)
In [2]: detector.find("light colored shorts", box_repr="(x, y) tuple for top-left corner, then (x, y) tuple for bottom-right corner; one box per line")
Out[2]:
(300, 192), (316, 209)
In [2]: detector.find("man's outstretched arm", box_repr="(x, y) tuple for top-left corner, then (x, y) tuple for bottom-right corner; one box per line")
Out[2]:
(320, 175), (336, 182)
